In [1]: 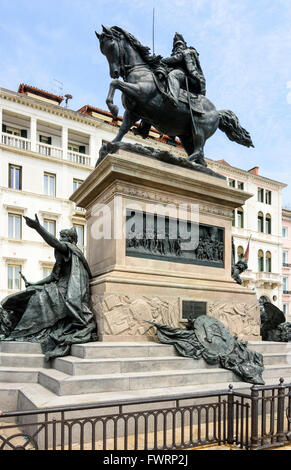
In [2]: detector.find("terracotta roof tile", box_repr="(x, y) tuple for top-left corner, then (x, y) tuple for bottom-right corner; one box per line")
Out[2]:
(18, 84), (64, 104)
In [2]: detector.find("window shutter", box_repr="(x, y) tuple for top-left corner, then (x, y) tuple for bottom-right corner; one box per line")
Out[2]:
(2, 124), (7, 133)
(21, 129), (27, 139)
(48, 137), (52, 146)
(79, 146), (86, 154)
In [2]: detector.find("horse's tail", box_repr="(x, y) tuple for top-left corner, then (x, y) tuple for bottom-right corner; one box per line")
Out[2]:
(219, 110), (254, 148)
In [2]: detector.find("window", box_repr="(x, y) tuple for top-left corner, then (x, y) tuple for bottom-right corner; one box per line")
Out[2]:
(283, 251), (289, 266)
(258, 188), (264, 203)
(73, 179), (84, 192)
(237, 246), (244, 261)
(43, 219), (56, 236)
(265, 191), (272, 205)
(68, 144), (86, 154)
(258, 250), (264, 272)
(2, 124), (27, 138)
(9, 165), (22, 190)
(283, 227), (288, 238)
(258, 212), (264, 233)
(39, 135), (52, 145)
(283, 304), (288, 316)
(266, 251), (272, 273)
(8, 214), (22, 239)
(228, 179), (236, 188)
(44, 173), (56, 196)
(265, 214), (272, 235)
(237, 208), (244, 228)
(8, 265), (21, 290)
(283, 277), (288, 292)
(74, 224), (84, 247)
(232, 210), (236, 227)
(237, 182), (244, 191)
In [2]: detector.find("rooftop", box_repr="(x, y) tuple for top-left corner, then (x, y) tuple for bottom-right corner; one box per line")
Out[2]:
(18, 84), (64, 105)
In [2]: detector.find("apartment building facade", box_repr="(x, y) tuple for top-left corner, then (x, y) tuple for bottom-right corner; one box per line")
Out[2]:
(208, 160), (287, 312)
(282, 209), (291, 319)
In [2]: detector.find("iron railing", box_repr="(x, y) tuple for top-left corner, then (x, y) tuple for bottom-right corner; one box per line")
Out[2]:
(1, 379), (291, 451)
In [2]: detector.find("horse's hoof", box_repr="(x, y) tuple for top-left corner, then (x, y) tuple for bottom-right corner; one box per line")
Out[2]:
(188, 154), (207, 167)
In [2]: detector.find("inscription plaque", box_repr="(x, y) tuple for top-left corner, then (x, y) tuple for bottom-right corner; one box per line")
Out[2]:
(126, 210), (225, 268)
(182, 301), (207, 321)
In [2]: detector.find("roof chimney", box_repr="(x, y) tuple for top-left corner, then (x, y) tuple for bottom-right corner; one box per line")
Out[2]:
(248, 166), (259, 175)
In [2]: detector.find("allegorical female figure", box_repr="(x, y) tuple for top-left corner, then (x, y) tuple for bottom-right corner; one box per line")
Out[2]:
(0, 215), (97, 360)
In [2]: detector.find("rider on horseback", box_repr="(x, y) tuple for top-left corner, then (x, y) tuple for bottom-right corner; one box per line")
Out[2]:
(162, 32), (206, 101)
(135, 33), (206, 139)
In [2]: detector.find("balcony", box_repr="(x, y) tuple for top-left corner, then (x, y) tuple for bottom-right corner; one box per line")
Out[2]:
(68, 150), (91, 167)
(257, 272), (281, 288)
(37, 142), (63, 159)
(283, 291), (291, 296)
(2, 132), (31, 151)
(1, 108), (93, 167)
(1, 131), (92, 167)
(283, 263), (291, 269)
(240, 269), (256, 281)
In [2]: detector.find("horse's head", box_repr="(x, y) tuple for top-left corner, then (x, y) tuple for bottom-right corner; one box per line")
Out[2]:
(96, 26), (121, 79)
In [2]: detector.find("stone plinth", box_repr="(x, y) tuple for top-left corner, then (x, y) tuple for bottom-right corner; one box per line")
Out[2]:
(71, 150), (260, 342)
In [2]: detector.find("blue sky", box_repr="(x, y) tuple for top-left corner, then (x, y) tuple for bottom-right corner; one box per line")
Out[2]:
(0, 0), (290, 204)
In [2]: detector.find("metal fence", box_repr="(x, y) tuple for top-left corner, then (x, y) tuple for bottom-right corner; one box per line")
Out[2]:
(1, 379), (291, 451)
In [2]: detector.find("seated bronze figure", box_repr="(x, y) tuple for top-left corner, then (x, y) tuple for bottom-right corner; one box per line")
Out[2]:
(0, 215), (97, 360)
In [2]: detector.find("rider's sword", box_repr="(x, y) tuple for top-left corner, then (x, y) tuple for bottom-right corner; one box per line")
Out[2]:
(185, 76), (198, 136)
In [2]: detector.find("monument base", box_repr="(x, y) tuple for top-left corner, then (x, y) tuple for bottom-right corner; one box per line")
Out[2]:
(71, 149), (261, 342)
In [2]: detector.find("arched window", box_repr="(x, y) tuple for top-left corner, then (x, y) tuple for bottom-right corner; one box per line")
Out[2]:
(266, 214), (272, 234)
(237, 208), (244, 228)
(237, 246), (244, 261)
(258, 250), (264, 272)
(266, 251), (272, 273)
(258, 212), (264, 233)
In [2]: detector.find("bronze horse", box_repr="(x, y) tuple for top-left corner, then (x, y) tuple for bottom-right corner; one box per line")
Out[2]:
(96, 26), (254, 167)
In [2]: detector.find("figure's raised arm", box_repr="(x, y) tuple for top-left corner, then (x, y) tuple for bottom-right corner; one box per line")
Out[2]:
(24, 214), (68, 254)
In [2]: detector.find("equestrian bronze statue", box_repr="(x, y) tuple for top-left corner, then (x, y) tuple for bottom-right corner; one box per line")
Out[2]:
(96, 26), (254, 168)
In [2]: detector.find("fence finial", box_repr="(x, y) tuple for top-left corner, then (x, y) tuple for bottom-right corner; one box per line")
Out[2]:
(229, 384), (234, 392)
(279, 377), (285, 386)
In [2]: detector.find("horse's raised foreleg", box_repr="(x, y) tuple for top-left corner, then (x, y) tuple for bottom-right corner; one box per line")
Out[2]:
(106, 79), (141, 119)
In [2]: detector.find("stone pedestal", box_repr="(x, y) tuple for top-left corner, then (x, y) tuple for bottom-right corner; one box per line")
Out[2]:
(71, 150), (261, 342)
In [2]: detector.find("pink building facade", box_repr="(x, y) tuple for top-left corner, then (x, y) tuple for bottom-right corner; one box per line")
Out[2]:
(282, 209), (291, 320)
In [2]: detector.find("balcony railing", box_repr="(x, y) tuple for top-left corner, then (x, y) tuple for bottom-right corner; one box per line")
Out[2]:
(283, 263), (291, 268)
(74, 203), (86, 213)
(1, 132), (31, 151)
(283, 290), (291, 295)
(37, 143), (63, 159)
(1, 132), (91, 166)
(67, 150), (91, 166)
(257, 272), (281, 283)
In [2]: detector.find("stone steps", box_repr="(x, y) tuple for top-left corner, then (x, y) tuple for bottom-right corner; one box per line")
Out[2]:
(0, 367), (41, 383)
(71, 342), (179, 359)
(0, 353), (49, 369)
(0, 342), (42, 354)
(0, 341), (291, 412)
(38, 366), (235, 396)
(248, 341), (291, 354)
(52, 355), (217, 376)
